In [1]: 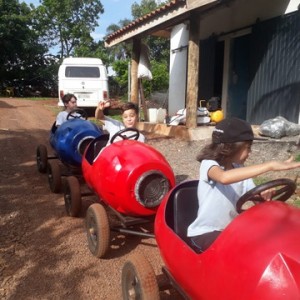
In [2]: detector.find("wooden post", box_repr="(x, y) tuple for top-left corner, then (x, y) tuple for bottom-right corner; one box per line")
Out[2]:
(131, 38), (141, 104)
(139, 79), (148, 121)
(186, 14), (200, 128)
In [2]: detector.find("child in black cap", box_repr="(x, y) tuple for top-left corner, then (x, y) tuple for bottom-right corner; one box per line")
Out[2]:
(187, 117), (300, 252)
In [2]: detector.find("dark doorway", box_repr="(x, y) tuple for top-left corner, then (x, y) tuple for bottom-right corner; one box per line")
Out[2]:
(198, 38), (224, 106)
(227, 34), (251, 119)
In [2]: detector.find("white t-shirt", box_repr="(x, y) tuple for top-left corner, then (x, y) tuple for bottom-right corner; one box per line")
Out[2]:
(56, 111), (69, 126)
(187, 159), (255, 237)
(104, 116), (145, 145)
(55, 111), (82, 126)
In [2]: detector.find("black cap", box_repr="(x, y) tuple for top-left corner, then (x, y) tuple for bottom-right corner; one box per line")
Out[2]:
(212, 118), (254, 144)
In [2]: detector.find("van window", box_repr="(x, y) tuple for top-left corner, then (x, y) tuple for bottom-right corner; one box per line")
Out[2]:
(65, 66), (100, 78)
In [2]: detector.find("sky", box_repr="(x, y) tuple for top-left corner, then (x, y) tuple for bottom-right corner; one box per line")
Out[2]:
(23, 0), (141, 42)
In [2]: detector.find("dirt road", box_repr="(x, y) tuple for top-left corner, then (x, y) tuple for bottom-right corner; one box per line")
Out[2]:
(0, 98), (175, 300)
(1, 98), (299, 300)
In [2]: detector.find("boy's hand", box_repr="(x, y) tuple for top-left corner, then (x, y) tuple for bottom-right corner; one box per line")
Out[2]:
(260, 188), (275, 201)
(97, 101), (110, 110)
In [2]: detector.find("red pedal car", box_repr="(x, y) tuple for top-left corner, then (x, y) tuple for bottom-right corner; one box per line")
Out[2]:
(64, 128), (175, 258)
(121, 178), (300, 299)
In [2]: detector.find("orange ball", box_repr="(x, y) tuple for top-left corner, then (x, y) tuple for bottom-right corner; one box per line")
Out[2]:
(210, 110), (224, 123)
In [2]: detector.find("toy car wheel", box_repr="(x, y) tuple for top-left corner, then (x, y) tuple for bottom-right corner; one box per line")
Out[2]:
(85, 203), (110, 258)
(47, 160), (61, 193)
(64, 176), (81, 217)
(122, 253), (160, 300)
(36, 144), (48, 173)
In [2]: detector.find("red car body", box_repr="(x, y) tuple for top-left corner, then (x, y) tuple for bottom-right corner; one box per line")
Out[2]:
(155, 180), (300, 299)
(82, 137), (175, 216)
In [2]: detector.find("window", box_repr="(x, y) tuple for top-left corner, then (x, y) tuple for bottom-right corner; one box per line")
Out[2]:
(65, 66), (100, 78)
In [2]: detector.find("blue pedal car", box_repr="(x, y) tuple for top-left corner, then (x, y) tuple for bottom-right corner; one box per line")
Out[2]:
(36, 108), (103, 193)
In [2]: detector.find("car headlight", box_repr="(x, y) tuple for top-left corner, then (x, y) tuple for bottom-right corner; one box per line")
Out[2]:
(134, 170), (170, 208)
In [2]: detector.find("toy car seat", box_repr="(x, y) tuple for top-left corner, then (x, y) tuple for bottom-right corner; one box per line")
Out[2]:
(51, 122), (57, 133)
(85, 134), (109, 164)
(172, 181), (199, 250)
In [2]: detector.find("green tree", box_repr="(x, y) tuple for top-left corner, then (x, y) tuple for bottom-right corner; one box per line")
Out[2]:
(105, 19), (132, 61)
(111, 59), (130, 97)
(143, 60), (169, 95)
(106, 0), (171, 98)
(131, 0), (170, 62)
(132, 0), (171, 95)
(131, 0), (160, 19)
(74, 39), (110, 66)
(0, 0), (56, 95)
(34, 0), (104, 59)
(104, 19), (133, 98)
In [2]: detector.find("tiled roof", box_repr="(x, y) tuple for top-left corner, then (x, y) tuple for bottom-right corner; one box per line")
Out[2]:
(105, 0), (186, 43)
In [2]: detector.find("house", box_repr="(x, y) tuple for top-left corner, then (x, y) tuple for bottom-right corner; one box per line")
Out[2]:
(105, 0), (300, 127)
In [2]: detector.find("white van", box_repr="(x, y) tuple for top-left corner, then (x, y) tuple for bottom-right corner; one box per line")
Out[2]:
(58, 57), (109, 108)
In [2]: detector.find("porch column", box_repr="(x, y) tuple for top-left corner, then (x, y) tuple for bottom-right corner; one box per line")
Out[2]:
(186, 14), (200, 128)
(131, 38), (141, 104)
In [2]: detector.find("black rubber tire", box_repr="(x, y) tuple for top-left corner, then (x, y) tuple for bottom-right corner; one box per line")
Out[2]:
(85, 203), (110, 258)
(236, 178), (296, 213)
(64, 176), (81, 217)
(110, 127), (140, 144)
(36, 144), (48, 173)
(47, 160), (61, 193)
(122, 253), (160, 300)
(66, 108), (88, 120)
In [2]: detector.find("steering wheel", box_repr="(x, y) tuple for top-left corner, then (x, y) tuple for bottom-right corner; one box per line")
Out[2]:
(67, 108), (88, 120)
(110, 128), (140, 144)
(236, 178), (296, 213)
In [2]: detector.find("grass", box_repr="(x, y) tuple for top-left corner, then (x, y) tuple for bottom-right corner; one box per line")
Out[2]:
(21, 97), (56, 101)
(0, 96), (57, 101)
(7, 96), (125, 121)
(253, 177), (268, 186)
(293, 199), (300, 208)
(106, 108), (122, 121)
(253, 176), (300, 208)
(16, 97), (122, 121)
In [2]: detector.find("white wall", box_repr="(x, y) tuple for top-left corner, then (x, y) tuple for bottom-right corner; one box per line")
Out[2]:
(285, 0), (300, 13)
(168, 23), (189, 115)
(198, 0), (298, 40)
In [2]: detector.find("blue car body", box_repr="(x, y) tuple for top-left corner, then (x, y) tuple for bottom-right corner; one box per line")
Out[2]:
(49, 119), (103, 166)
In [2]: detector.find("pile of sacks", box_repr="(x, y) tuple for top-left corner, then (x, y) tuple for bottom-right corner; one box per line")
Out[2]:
(259, 116), (300, 139)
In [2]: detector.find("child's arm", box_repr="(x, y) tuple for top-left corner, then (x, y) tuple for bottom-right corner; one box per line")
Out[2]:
(208, 157), (300, 185)
(95, 101), (110, 121)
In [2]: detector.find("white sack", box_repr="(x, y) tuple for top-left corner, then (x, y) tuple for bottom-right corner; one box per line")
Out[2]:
(138, 43), (152, 80)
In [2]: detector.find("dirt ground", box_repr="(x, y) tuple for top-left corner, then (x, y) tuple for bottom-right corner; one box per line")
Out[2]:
(0, 98), (299, 300)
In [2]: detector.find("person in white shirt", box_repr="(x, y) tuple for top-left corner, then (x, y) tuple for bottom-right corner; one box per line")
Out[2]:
(95, 101), (145, 145)
(188, 117), (300, 252)
(56, 93), (78, 126)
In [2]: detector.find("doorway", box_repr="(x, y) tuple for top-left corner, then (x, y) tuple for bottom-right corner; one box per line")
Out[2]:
(227, 34), (251, 119)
